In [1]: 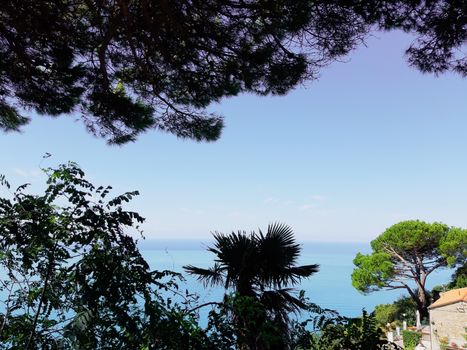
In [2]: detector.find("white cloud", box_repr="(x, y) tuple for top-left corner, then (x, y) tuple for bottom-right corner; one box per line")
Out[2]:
(299, 204), (316, 211)
(13, 168), (28, 177)
(13, 168), (42, 179)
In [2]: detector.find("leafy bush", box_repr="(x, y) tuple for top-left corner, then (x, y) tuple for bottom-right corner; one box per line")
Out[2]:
(449, 263), (467, 289)
(291, 309), (401, 350)
(402, 330), (422, 350)
(0, 163), (214, 349)
(373, 295), (418, 328)
(374, 303), (398, 326)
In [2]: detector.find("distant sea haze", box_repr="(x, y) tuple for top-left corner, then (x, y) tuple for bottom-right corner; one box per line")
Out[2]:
(139, 240), (453, 318)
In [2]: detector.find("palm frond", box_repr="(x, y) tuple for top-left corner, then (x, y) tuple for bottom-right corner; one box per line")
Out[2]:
(267, 222), (296, 248)
(262, 288), (307, 312)
(255, 222), (319, 288)
(183, 263), (225, 287)
(190, 224), (319, 314)
(264, 223), (300, 262)
(285, 264), (320, 283)
(209, 230), (258, 290)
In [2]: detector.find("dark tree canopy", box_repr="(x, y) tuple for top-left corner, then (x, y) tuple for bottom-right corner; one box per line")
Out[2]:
(0, 1), (465, 144)
(351, 0), (467, 75)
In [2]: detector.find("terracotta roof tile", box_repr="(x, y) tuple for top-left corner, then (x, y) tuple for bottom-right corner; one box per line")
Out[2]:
(428, 287), (467, 309)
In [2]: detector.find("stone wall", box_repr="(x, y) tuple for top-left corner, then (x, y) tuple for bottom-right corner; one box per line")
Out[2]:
(430, 302), (467, 350)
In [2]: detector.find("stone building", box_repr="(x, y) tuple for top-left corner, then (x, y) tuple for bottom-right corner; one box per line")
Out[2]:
(429, 287), (467, 350)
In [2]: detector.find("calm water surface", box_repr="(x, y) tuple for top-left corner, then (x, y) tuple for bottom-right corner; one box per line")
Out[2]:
(140, 240), (453, 318)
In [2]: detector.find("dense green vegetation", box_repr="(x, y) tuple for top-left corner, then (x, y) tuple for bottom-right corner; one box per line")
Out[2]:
(0, 163), (207, 349)
(0, 163), (402, 349)
(294, 310), (399, 350)
(373, 296), (418, 327)
(402, 331), (422, 350)
(449, 263), (467, 289)
(352, 220), (467, 320)
(1, 1), (464, 143)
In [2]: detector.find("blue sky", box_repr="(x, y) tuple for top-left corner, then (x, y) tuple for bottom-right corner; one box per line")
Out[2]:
(1, 31), (466, 242)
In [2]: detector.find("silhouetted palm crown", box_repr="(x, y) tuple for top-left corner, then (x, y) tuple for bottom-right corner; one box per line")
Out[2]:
(184, 223), (319, 316)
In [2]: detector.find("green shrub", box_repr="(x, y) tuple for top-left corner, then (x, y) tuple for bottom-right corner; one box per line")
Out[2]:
(372, 296), (418, 327)
(374, 303), (398, 327)
(402, 330), (422, 350)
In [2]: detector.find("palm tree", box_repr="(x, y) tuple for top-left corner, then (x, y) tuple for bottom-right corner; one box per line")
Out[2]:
(184, 223), (319, 349)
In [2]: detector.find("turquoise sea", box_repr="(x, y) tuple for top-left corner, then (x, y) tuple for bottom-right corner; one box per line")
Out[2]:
(140, 240), (453, 319)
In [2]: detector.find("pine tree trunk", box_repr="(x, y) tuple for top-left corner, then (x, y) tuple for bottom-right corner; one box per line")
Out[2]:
(417, 288), (429, 321)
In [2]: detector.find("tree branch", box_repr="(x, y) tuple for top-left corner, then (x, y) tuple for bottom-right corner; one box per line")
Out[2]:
(382, 244), (416, 276)
(185, 301), (223, 314)
(25, 242), (58, 350)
